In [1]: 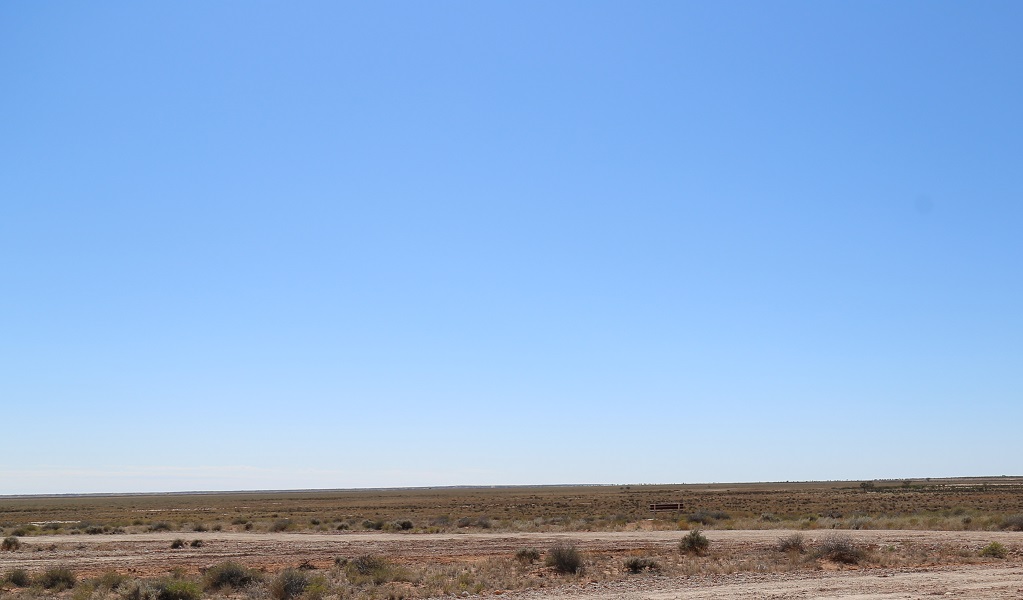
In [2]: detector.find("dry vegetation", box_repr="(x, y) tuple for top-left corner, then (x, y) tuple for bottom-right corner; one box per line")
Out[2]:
(1, 477), (1021, 600)
(4, 477), (1023, 537)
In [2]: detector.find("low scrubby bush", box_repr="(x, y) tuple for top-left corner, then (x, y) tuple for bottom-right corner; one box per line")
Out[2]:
(4, 568), (30, 587)
(776, 533), (806, 553)
(545, 544), (582, 574)
(155, 579), (201, 600)
(270, 519), (293, 532)
(38, 566), (77, 590)
(149, 522), (172, 532)
(979, 541), (1008, 558)
(270, 569), (308, 600)
(623, 557), (660, 573)
(344, 555), (406, 585)
(815, 534), (865, 564)
(121, 579), (158, 600)
(679, 529), (710, 555)
(515, 548), (540, 564)
(203, 561), (259, 590)
(1, 536), (20, 551)
(189, 539), (203, 548)
(170, 539), (186, 549)
(999, 514), (1023, 531)
(95, 571), (128, 590)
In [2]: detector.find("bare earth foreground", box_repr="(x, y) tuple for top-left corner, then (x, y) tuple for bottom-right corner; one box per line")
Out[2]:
(3, 530), (1021, 599)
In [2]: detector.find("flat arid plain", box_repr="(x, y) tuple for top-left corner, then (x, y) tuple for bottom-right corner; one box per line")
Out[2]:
(2, 478), (1022, 600)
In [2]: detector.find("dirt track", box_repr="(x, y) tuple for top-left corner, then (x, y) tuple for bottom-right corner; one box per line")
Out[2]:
(506, 564), (1023, 599)
(3, 530), (1021, 598)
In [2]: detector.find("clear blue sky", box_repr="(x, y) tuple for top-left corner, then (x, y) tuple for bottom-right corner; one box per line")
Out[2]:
(2, 2), (1021, 494)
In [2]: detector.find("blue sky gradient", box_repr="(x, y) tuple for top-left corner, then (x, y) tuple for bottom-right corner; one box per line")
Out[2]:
(2, 2), (1021, 494)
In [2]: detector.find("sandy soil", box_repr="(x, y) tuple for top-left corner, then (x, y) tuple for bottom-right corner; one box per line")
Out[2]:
(3, 530), (1020, 598)
(506, 564), (1023, 599)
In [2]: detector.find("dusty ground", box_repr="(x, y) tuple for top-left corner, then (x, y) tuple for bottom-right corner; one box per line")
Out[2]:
(2, 530), (1021, 598)
(507, 564), (1023, 599)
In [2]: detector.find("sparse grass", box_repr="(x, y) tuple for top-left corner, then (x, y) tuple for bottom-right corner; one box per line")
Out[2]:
(120, 579), (156, 600)
(344, 555), (414, 585)
(814, 534), (865, 564)
(545, 544), (582, 574)
(1, 536), (20, 551)
(5, 480), (1023, 537)
(979, 541), (1008, 558)
(686, 510), (730, 525)
(10, 525), (39, 537)
(999, 514), (1023, 531)
(38, 566), (77, 591)
(94, 571), (128, 590)
(203, 561), (259, 590)
(269, 569), (308, 600)
(679, 528), (710, 555)
(623, 557), (660, 573)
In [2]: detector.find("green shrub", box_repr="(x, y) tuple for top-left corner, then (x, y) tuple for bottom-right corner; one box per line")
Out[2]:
(149, 522), (172, 532)
(192, 523), (208, 532)
(814, 534), (865, 564)
(170, 539), (186, 549)
(270, 569), (308, 600)
(189, 539), (203, 548)
(679, 529), (710, 555)
(623, 557), (659, 573)
(11, 525), (39, 537)
(203, 561), (259, 590)
(396, 520), (413, 530)
(39, 566), (77, 590)
(361, 519), (384, 530)
(270, 519), (293, 532)
(4, 568), (30, 587)
(776, 533), (806, 553)
(979, 541), (1008, 559)
(545, 544), (582, 574)
(155, 579), (201, 600)
(515, 548), (540, 564)
(1, 536), (20, 551)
